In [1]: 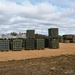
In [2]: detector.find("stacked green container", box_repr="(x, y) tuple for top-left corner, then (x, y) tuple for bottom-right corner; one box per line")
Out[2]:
(63, 35), (74, 39)
(26, 30), (35, 38)
(0, 39), (9, 51)
(49, 39), (59, 49)
(25, 38), (35, 50)
(48, 28), (58, 38)
(62, 35), (74, 43)
(48, 28), (59, 49)
(11, 39), (23, 51)
(35, 39), (45, 49)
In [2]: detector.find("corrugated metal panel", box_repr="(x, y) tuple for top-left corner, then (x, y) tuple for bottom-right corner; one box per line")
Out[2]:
(25, 38), (35, 50)
(49, 39), (59, 49)
(26, 30), (35, 38)
(48, 28), (58, 38)
(35, 39), (45, 49)
(11, 39), (23, 51)
(0, 39), (10, 51)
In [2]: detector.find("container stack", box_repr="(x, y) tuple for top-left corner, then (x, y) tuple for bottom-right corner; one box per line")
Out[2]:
(48, 28), (59, 49)
(35, 39), (45, 50)
(25, 30), (35, 50)
(0, 28), (60, 51)
(62, 35), (74, 43)
(11, 39), (23, 51)
(0, 39), (10, 51)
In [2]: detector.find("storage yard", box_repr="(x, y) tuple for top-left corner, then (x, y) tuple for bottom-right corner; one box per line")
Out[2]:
(0, 28), (75, 75)
(0, 28), (75, 61)
(0, 28), (59, 51)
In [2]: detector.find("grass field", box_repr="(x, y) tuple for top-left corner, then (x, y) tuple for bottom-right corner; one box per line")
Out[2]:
(0, 54), (75, 75)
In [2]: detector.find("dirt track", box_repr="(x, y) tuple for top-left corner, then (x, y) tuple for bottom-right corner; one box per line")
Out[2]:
(0, 43), (75, 61)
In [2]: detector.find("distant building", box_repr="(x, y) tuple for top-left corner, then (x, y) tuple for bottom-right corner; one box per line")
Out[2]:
(17, 33), (26, 39)
(1, 34), (17, 39)
(1, 33), (26, 39)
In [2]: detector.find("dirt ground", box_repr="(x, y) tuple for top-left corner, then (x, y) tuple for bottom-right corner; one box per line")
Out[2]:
(0, 43), (75, 61)
(0, 55), (75, 75)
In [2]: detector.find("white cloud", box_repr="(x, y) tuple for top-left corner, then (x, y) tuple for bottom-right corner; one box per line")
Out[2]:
(0, 0), (75, 35)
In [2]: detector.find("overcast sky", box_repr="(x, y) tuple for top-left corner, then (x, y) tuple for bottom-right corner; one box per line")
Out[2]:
(0, 0), (75, 35)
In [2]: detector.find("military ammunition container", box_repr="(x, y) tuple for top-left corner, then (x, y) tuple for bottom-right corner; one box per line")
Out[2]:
(48, 28), (58, 38)
(26, 30), (35, 38)
(35, 39), (45, 49)
(11, 39), (23, 51)
(49, 39), (59, 49)
(25, 38), (35, 50)
(0, 39), (10, 51)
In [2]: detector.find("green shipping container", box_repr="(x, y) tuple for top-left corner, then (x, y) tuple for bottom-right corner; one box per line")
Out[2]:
(11, 39), (23, 51)
(26, 30), (35, 38)
(35, 39), (45, 49)
(25, 38), (35, 50)
(48, 28), (58, 38)
(0, 39), (9, 51)
(49, 39), (59, 49)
